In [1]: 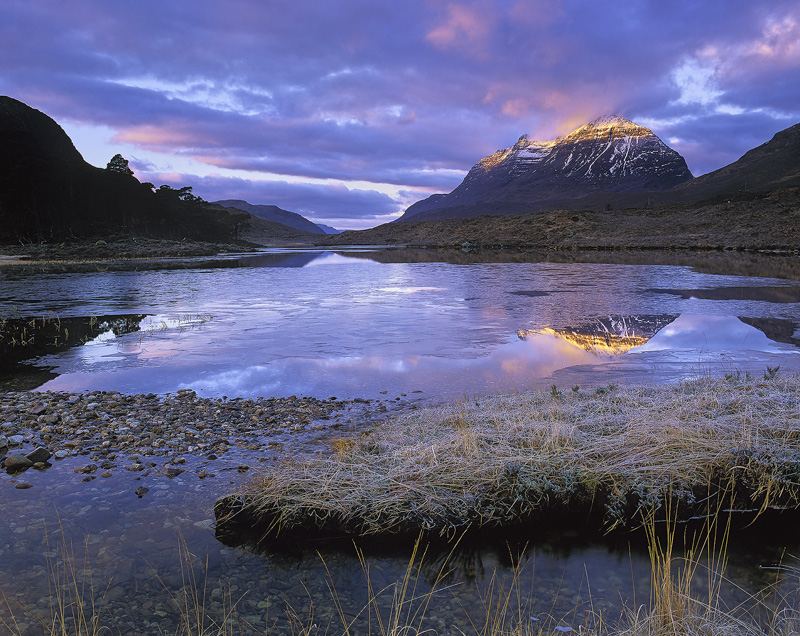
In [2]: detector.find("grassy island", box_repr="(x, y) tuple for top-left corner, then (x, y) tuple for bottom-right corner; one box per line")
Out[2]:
(217, 371), (800, 539)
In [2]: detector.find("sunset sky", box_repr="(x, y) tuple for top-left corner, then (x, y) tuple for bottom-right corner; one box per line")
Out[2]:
(2, 0), (799, 229)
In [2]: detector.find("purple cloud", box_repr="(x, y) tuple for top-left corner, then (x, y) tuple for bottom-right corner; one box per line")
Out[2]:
(1, 0), (799, 226)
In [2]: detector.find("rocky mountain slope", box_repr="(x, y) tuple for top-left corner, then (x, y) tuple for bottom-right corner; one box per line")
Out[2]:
(399, 116), (693, 221)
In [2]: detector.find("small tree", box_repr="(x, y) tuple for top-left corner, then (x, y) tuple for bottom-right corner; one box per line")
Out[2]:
(106, 154), (134, 176)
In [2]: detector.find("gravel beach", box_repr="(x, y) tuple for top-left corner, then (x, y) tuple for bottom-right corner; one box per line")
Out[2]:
(0, 389), (354, 487)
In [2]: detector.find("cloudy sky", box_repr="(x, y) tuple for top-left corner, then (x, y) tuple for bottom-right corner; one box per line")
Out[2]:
(2, 1), (799, 229)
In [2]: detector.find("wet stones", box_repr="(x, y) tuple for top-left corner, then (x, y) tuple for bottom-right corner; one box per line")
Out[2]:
(28, 404), (46, 416)
(0, 389), (346, 485)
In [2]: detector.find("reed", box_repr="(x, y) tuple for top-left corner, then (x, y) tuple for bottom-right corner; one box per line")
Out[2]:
(2, 515), (800, 635)
(0, 522), (111, 636)
(150, 536), (247, 636)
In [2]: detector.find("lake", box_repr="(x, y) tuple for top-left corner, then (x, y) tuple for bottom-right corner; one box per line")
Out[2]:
(4, 248), (800, 398)
(2, 248), (800, 634)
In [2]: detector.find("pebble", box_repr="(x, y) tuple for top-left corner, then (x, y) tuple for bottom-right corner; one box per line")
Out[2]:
(0, 389), (345, 483)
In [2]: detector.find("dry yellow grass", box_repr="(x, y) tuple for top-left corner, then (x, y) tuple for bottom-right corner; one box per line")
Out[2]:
(218, 371), (800, 537)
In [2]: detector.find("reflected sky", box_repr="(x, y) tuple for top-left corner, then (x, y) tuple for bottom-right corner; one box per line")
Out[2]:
(32, 313), (800, 400)
(2, 250), (800, 400)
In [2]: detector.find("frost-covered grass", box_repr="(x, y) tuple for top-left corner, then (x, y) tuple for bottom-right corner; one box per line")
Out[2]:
(229, 371), (800, 537)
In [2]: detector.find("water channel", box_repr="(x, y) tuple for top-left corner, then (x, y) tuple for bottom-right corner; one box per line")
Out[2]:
(2, 248), (800, 634)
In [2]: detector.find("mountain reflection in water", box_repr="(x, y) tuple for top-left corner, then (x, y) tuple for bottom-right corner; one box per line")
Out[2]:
(519, 314), (679, 356)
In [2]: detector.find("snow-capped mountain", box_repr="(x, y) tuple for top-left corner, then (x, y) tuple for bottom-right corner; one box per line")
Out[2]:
(399, 116), (693, 221)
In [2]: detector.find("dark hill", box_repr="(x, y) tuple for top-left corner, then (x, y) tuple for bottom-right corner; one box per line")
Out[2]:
(0, 96), (248, 244)
(318, 187), (800, 251)
(214, 199), (325, 234)
(222, 209), (322, 245)
(667, 122), (800, 203)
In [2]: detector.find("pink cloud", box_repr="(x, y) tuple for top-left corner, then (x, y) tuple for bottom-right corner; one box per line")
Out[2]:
(113, 125), (205, 148)
(426, 2), (494, 56)
(746, 16), (800, 66)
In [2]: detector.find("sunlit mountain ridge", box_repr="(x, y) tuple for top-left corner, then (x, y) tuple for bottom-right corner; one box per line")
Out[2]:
(398, 116), (694, 222)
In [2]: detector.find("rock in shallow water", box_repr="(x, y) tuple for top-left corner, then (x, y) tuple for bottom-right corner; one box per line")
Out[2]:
(4, 454), (34, 471)
(25, 447), (51, 463)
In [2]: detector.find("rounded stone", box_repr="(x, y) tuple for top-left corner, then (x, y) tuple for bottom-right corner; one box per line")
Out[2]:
(4, 454), (34, 471)
(26, 447), (51, 463)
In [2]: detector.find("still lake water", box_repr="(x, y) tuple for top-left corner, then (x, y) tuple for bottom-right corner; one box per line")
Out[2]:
(4, 249), (800, 398)
(2, 248), (800, 634)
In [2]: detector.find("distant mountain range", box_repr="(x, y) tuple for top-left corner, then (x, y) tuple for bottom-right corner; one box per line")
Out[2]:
(320, 114), (800, 250)
(398, 115), (800, 222)
(3, 95), (797, 249)
(214, 199), (340, 235)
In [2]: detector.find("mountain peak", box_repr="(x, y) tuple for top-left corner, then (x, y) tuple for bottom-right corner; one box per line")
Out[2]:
(398, 115), (693, 222)
(561, 115), (653, 144)
(586, 114), (636, 129)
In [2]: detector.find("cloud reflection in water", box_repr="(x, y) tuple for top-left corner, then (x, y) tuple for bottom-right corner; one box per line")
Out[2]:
(36, 313), (799, 400)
